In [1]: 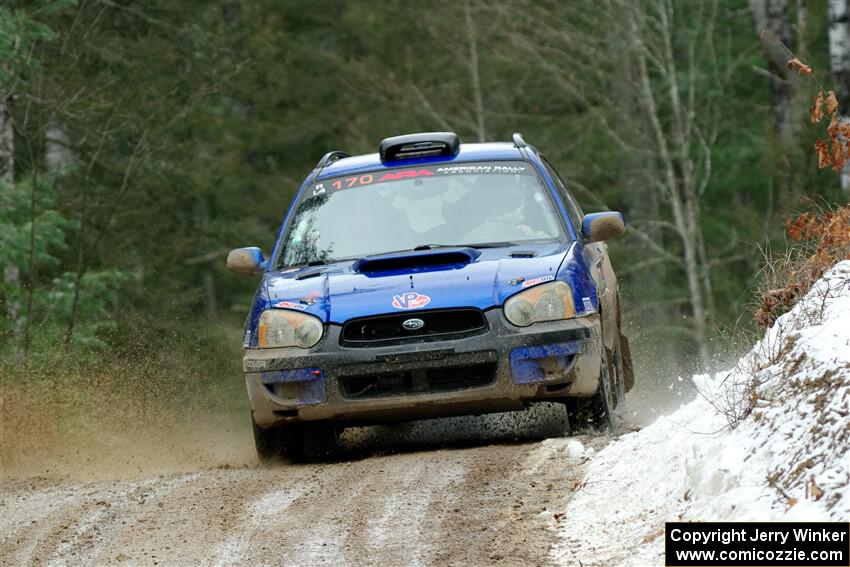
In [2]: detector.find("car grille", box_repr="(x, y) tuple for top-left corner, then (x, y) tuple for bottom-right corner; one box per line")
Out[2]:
(339, 362), (497, 400)
(340, 308), (488, 347)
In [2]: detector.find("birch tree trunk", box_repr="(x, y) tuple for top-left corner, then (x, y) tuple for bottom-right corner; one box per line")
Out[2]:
(631, 0), (714, 372)
(464, 0), (486, 142)
(828, 0), (850, 197)
(749, 0), (797, 145)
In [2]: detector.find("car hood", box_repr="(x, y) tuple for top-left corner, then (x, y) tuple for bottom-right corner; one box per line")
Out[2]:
(263, 242), (573, 324)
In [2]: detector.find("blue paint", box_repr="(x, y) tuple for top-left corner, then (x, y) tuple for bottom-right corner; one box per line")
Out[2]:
(258, 241), (573, 326)
(258, 368), (326, 405)
(558, 243), (598, 315)
(319, 143), (524, 179)
(258, 368), (322, 384)
(242, 138), (615, 346)
(296, 378), (326, 405)
(509, 342), (580, 384)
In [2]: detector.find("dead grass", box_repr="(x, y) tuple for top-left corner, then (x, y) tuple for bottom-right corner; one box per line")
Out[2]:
(754, 203), (850, 328)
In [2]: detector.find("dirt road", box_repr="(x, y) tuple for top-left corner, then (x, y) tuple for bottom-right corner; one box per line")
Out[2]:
(1, 407), (615, 566)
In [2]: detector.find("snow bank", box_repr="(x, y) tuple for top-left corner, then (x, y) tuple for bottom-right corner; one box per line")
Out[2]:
(552, 261), (850, 567)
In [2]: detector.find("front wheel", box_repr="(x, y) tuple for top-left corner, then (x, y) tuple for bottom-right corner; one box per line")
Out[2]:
(566, 343), (616, 432)
(252, 419), (339, 464)
(252, 418), (284, 464)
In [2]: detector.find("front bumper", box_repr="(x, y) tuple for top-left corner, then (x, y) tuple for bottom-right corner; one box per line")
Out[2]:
(245, 310), (603, 428)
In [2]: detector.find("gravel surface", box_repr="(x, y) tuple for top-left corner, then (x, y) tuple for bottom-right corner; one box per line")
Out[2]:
(1, 405), (618, 566)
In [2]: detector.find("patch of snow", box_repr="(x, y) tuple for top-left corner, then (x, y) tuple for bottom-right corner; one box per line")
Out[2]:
(565, 440), (585, 459)
(551, 261), (850, 567)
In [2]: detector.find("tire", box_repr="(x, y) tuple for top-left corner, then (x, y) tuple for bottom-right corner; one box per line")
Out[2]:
(298, 423), (339, 463)
(567, 342), (616, 433)
(252, 418), (284, 464)
(610, 338), (626, 409)
(619, 333), (635, 393)
(253, 419), (339, 464)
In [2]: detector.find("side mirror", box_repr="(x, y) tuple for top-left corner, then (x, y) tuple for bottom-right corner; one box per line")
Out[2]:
(581, 212), (625, 242)
(226, 247), (266, 275)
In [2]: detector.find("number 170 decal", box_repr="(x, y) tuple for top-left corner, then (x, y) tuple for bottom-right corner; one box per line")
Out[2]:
(331, 174), (373, 191)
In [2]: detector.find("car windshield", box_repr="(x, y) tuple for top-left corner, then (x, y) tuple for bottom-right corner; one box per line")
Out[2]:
(278, 160), (564, 268)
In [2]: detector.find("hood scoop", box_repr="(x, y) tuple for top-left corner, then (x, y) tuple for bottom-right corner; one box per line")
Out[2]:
(352, 247), (480, 274)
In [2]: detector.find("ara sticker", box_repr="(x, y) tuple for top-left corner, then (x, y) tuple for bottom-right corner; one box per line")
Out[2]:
(582, 297), (594, 311)
(379, 169), (434, 182)
(275, 300), (306, 310)
(521, 275), (555, 288)
(391, 292), (431, 310)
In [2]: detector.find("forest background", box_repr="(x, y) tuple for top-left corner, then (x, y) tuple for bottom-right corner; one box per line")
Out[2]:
(1, 0), (848, 451)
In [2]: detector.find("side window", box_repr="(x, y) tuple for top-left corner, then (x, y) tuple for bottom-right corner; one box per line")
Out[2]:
(541, 157), (585, 237)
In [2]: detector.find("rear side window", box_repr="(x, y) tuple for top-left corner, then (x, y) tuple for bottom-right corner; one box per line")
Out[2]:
(541, 158), (584, 236)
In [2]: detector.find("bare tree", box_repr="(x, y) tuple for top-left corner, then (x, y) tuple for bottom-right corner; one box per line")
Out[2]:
(828, 0), (850, 196)
(506, 0), (727, 371)
(464, 0), (487, 142)
(749, 0), (801, 145)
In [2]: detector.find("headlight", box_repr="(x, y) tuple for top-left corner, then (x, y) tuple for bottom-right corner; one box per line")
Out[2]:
(504, 281), (576, 327)
(257, 309), (324, 348)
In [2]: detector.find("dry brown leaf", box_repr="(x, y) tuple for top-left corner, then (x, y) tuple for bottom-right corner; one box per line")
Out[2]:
(787, 214), (813, 240)
(826, 90), (840, 115)
(815, 139), (831, 169)
(811, 91), (825, 124)
(828, 113), (841, 138)
(787, 57), (812, 75)
(831, 140), (846, 172)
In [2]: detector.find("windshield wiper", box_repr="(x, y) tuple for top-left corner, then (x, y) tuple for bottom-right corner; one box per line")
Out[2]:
(413, 242), (517, 251)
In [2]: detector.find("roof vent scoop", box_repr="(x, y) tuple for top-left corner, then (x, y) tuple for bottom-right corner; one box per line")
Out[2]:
(379, 132), (461, 163)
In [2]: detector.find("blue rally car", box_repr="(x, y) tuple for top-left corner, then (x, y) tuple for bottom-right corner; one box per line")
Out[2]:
(227, 132), (634, 461)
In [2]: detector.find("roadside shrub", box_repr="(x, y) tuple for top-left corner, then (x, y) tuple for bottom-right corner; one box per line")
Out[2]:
(755, 204), (850, 328)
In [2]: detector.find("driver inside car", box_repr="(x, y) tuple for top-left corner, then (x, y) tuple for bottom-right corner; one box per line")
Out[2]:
(451, 174), (556, 243)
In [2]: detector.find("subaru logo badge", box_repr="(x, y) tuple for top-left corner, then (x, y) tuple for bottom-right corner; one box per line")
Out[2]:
(402, 318), (425, 331)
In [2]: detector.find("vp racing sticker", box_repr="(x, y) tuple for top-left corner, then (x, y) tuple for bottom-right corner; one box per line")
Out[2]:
(392, 292), (431, 310)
